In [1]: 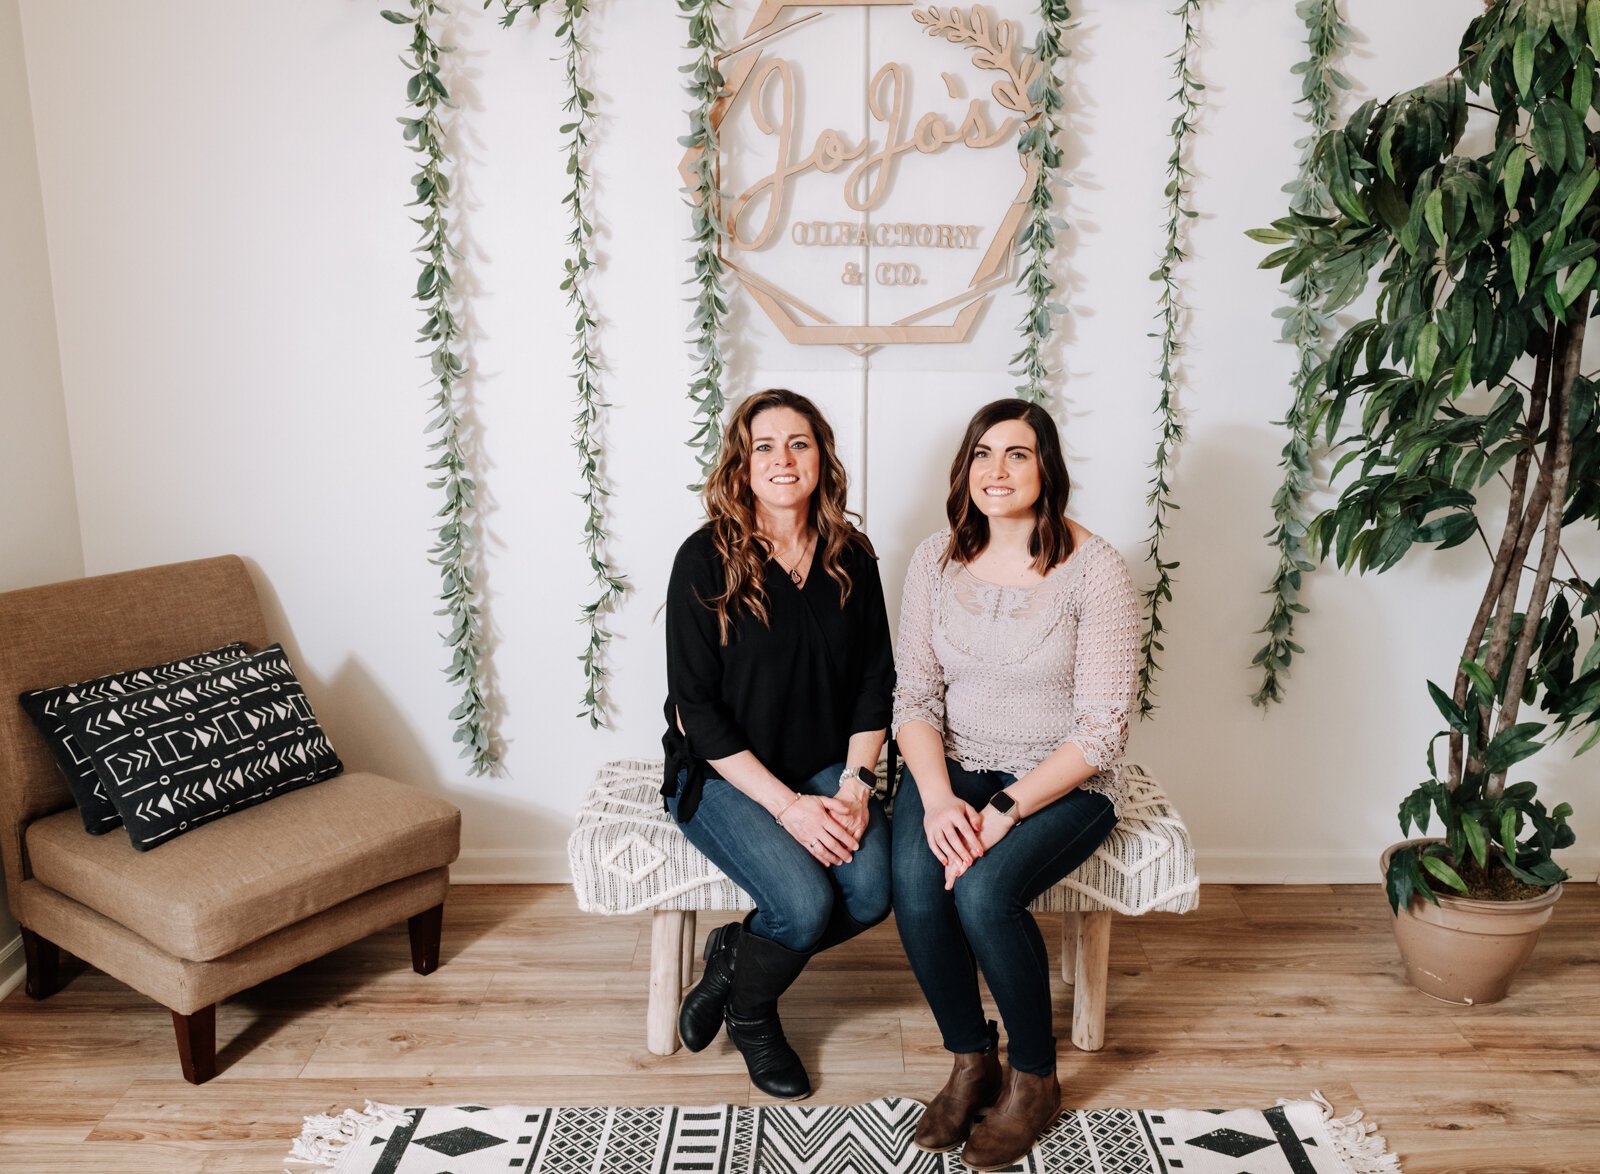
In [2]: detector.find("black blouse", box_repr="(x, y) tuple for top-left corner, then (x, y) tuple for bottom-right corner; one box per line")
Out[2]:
(662, 526), (896, 822)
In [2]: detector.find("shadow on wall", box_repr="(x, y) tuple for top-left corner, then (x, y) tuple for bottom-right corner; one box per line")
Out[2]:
(240, 558), (434, 787)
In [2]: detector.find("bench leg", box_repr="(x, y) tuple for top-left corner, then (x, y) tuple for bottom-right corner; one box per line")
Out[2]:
(680, 910), (697, 990)
(647, 910), (690, 1056)
(1070, 911), (1111, 1052)
(1059, 912), (1079, 985)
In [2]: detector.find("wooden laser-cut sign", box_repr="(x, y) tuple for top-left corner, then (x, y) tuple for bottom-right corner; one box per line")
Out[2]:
(680, 3), (1042, 353)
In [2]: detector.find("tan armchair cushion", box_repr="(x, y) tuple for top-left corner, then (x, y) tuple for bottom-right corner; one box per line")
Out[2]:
(25, 771), (460, 961)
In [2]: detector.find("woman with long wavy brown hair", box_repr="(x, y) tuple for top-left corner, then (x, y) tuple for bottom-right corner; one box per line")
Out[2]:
(661, 389), (895, 1101)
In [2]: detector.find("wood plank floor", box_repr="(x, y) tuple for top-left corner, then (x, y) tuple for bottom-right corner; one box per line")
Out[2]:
(0, 883), (1594, 1172)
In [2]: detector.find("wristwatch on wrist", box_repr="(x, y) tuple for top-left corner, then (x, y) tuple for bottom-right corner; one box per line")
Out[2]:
(839, 765), (875, 798)
(986, 789), (1021, 824)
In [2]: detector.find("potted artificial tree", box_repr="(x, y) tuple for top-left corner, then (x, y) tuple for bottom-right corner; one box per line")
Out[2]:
(1253, 0), (1596, 1003)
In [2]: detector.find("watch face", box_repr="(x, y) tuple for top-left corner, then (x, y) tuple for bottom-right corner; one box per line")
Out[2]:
(854, 766), (875, 787)
(989, 791), (1016, 815)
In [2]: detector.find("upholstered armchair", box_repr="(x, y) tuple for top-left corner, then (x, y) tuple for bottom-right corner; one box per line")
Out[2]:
(0, 556), (462, 1083)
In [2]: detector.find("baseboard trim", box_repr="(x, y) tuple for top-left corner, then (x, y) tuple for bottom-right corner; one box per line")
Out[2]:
(0, 933), (23, 1001)
(450, 848), (572, 885)
(445, 847), (1600, 888)
(1196, 850), (1600, 886)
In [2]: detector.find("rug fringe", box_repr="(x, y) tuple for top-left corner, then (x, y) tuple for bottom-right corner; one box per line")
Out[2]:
(1284, 1090), (1404, 1174)
(284, 1101), (411, 1171)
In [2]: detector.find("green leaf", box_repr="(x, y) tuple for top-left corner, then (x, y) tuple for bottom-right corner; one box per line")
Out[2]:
(380, 9), (414, 23)
(1424, 188), (1445, 246)
(1500, 808), (1519, 853)
(1561, 166), (1598, 232)
(1560, 257), (1595, 306)
(1428, 680), (1470, 732)
(1462, 815), (1488, 869)
(1504, 144), (1527, 207)
(1416, 321), (1439, 382)
(1511, 229), (1531, 294)
(1589, 0), (1600, 52)
(1514, 28), (1536, 96)
(1461, 657), (1497, 698)
(1422, 854), (1471, 895)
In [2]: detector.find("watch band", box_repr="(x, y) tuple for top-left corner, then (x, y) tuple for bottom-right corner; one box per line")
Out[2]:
(840, 765), (875, 794)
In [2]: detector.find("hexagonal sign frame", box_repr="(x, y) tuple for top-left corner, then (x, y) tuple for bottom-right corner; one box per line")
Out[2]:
(679, 2), (1042, 355)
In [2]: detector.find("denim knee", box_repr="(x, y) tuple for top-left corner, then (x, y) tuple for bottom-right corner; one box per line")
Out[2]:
(761, 874), (835, 951)
(951, 868), (1024, 926)
(845, 884), (892, 929)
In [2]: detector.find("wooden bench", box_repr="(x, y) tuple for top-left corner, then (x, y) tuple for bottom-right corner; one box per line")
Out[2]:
(569, 759), (1197, 1056)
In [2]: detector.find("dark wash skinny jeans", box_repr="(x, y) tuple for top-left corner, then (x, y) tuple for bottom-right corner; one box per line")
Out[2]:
(892, 758), (1117, 1075)
(668, 762), (892, 951)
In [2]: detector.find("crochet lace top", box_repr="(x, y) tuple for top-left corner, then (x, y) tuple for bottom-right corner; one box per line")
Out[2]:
(891, 528), (1142, 812)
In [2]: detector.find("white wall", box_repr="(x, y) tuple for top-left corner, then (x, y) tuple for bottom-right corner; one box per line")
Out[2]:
(16, 0), (1598, 885)
(0, 0), (80, 996)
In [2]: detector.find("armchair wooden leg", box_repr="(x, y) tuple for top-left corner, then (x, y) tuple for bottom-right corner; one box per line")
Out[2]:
(409, 903), (444, 976)
(172, 1005), (217, 1085)
(1070, 911), (1112, 1052)
(20, 927), (62, 1000)
(647, 910), (689, 1056)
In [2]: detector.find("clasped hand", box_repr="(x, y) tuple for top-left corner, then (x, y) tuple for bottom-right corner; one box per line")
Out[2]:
(924, 797), (1012, 890)
(780, 793), (860, 866)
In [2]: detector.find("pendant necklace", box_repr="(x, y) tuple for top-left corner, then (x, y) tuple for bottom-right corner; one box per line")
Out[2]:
(776, 534), (815, 585)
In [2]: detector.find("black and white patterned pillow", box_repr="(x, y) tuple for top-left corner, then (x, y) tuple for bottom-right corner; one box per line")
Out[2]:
(60, 644), (344, 851)
(19, 643), (250, 834)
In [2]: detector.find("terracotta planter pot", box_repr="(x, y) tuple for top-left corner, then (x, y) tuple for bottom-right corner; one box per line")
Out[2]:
(1380, 839), (1563, 1005)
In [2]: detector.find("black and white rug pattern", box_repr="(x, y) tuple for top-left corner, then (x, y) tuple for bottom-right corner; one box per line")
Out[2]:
(287, 1095), (1400, 1174)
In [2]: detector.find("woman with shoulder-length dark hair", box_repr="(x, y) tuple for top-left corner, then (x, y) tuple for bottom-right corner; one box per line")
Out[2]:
(892, 398), (1140, 1169)
(662, 389), (895, 1100)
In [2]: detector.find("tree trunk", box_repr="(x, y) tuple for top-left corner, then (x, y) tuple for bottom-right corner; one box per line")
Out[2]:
(1487, 294), (1588, 799)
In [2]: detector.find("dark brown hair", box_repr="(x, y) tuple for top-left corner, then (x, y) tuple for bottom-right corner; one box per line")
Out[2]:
(943, 398), (1075, 573)
(702, 389), (871, 642)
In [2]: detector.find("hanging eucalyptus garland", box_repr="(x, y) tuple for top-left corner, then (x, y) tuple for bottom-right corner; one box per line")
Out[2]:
(1012, 0), (1072, 405)
(493, 0), (629, 728)
(1247, 0), (1351, 708)
(681, 0), (732, 490)
(1137, 0), (1204, 718)
(383, 1), (498, 773)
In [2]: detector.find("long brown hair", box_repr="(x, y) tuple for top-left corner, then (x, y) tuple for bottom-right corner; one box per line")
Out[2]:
(702, 389), (871, 641)
(944, 398), (1075, 573)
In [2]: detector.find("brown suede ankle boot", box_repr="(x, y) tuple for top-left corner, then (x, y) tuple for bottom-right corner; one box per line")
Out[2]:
(912, 1036), (1002, 1152)
(958, 1063), (1061, 1171)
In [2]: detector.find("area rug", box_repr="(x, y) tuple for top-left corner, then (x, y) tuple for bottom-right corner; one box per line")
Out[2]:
(286, 1093), (1400, 1174)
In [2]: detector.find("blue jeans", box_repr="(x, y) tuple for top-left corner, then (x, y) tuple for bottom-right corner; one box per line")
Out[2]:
(892, 758), (1117, 1075)
(667, 762), (892, 952)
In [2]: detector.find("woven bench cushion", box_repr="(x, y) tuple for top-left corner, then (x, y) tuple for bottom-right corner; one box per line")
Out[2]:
(569, 760), (1197, 918)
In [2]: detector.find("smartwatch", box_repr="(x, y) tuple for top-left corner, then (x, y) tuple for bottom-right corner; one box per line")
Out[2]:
(840, 765), (875, 796)
(986, 790), (1020, 823)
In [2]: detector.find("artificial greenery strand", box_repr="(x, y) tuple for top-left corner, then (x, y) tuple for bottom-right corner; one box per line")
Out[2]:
(1249, 0), (1351, 708)
(384, 0), (498, 774)
(1137, 0), (1203, 717)
(1011, 0), (1071, 405)
(558, 1), (628, 728)
(681, 0), (732, 489)
(493, 0), (628, 727)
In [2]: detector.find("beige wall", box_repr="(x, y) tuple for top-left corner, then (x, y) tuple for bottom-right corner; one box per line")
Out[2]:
(0, 0), (80, 983)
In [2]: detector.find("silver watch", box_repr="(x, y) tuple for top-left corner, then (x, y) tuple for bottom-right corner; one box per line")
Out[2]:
(839, 765), (875, 797)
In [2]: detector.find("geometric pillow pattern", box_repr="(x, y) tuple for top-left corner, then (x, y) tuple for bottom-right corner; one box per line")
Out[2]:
(60, 643), (342, 851)
(19, 642), (249, 834)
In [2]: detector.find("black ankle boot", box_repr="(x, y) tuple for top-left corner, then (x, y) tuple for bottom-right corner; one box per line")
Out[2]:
(725, 930), (811, 1100)
(678, 920), (741, 1052)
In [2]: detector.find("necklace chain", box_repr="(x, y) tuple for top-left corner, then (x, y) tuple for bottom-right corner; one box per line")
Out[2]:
(773, 533), (815, 585)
